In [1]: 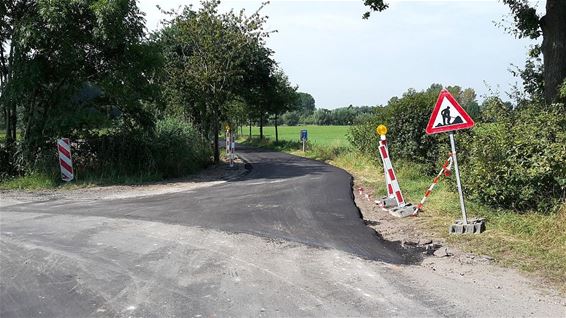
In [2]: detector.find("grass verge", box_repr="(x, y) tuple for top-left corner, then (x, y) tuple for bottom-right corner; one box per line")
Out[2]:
(0, 170), (163, 191)
(241, 137), (566, 291)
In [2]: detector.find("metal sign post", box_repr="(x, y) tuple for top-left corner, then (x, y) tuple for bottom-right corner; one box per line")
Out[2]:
(425, 89), (484, 233)
(449, 132), (468, 224)
(300, 130), (308, 152)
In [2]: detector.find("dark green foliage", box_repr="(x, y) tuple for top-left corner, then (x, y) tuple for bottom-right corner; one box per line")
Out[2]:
(0, 118), (211, 183)
(480, 96), (513, 123)
(383, 89), (442, 165)
(295, 92), (316, 114)
(157, 0), (283, 160)
(1, 0), (161, 168)
(461, 106), (566, 212)
(350, 83), (565, 213)
(279, 105), (376, 126)
(76, 118), (210, 179)
(348, 86), (446, 166)
(152, 117), (211, 178)
(362, 0), (388, 19)
(347, 106), (390, 158)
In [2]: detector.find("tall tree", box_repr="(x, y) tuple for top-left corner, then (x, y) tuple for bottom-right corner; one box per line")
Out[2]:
(295, 92), (316, 114)
(0, 0), (160, 162)
(265, 70), (298, 142)
(159, 0), (271, 162)
(238, 40), (274, 141)
(362, 0), (566, 103)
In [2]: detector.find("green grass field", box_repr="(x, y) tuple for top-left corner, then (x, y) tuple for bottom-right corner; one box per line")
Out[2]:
(244, 125), (350, 147)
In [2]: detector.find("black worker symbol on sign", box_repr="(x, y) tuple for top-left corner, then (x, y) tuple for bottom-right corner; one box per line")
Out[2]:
(437, 105), (464, 127)
(441, 106), (451, 125)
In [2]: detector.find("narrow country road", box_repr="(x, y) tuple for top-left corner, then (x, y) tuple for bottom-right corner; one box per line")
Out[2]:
(1, 147), (564, 317)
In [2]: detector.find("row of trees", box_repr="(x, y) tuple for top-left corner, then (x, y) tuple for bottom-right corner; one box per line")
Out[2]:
(158, 1), (301, 162)
(0, 0), (303, 179)
(278, 106), (376, 126)
(275, 86), (478, 127)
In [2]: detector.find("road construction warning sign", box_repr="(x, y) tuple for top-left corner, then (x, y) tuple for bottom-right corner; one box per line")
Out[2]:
(426, 89), (475, 135)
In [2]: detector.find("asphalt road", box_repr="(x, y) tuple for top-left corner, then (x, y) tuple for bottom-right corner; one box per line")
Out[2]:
(1, 147), (564, 317)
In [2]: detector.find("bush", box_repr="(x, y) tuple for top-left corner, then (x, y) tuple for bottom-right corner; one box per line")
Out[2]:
(461, 105), (566, 212)
(1, 118), (211, 185)
(78, 118), (211, 179)
(347, 109), (384, 157)
(152, 117), (211, 177)
(348, 84), (565, 213)
(348, 88), (444, 171)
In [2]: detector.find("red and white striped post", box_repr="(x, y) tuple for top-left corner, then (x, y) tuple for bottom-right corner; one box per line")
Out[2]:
(379, 137), (395, 200)
(225, 129), (230, 156)
(57, 138), (74, 182)
(414, 154), (453, 215)
(376, 125), (406, 207)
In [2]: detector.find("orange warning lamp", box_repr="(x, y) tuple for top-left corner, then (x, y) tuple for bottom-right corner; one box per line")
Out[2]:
(376, 124), (388, 136)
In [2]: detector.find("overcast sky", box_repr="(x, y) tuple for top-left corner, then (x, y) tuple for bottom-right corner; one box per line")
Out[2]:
(138, 0), (538, 109)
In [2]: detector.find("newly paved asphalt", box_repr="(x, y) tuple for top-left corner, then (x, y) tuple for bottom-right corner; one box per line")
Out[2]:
(3, 147), (403, 264)
(2, 147), (429, 317)
(3, 146), (564, 317)
(13, 146), (566, 317)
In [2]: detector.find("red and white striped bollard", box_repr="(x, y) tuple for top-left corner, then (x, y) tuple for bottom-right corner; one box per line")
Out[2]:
(57, 138), (74, 182)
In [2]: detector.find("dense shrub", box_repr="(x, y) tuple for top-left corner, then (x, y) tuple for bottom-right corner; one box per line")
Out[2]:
(0, 144), (20, 180)
(152, 117), (211, 177)
(347, 107), (389, 158)
(461, 105), (566, 212)
(1, 118), (211, 183)
(384, 89), (443, 164)
(349, 84), (565, 213)
(348, 88), (444, 169)
(76, 118), (211, 179)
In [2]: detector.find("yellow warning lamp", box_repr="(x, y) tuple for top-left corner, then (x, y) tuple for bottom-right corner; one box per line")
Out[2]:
(376, 124), (388, 136)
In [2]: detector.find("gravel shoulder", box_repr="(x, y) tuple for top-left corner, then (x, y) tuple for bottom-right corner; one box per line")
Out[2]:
(353, 182), (566, 314)
(0, 158), (247, 208)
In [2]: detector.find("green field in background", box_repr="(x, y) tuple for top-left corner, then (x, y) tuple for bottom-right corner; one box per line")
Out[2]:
(244, 125), (350, 146)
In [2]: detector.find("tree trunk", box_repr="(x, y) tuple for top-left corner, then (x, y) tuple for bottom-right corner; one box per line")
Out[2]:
(259, 113), (264, 140)
(541, 0), (566, 103)
(9, 102), (16, 142)
(213, 122), (220, 164)
(275, 114), (279, 143)
(248, 119), (252, 139)
(2, 95), (17, 146)
(4, 105), (14, 146)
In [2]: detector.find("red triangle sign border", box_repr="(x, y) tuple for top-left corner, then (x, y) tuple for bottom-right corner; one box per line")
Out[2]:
(426, 89), (475, 135)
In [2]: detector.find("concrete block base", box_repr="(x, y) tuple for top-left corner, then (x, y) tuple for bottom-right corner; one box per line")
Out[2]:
(449, 218), (486, 234)
(377, 196), (398, 208)
(388, 203), (416, 218)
